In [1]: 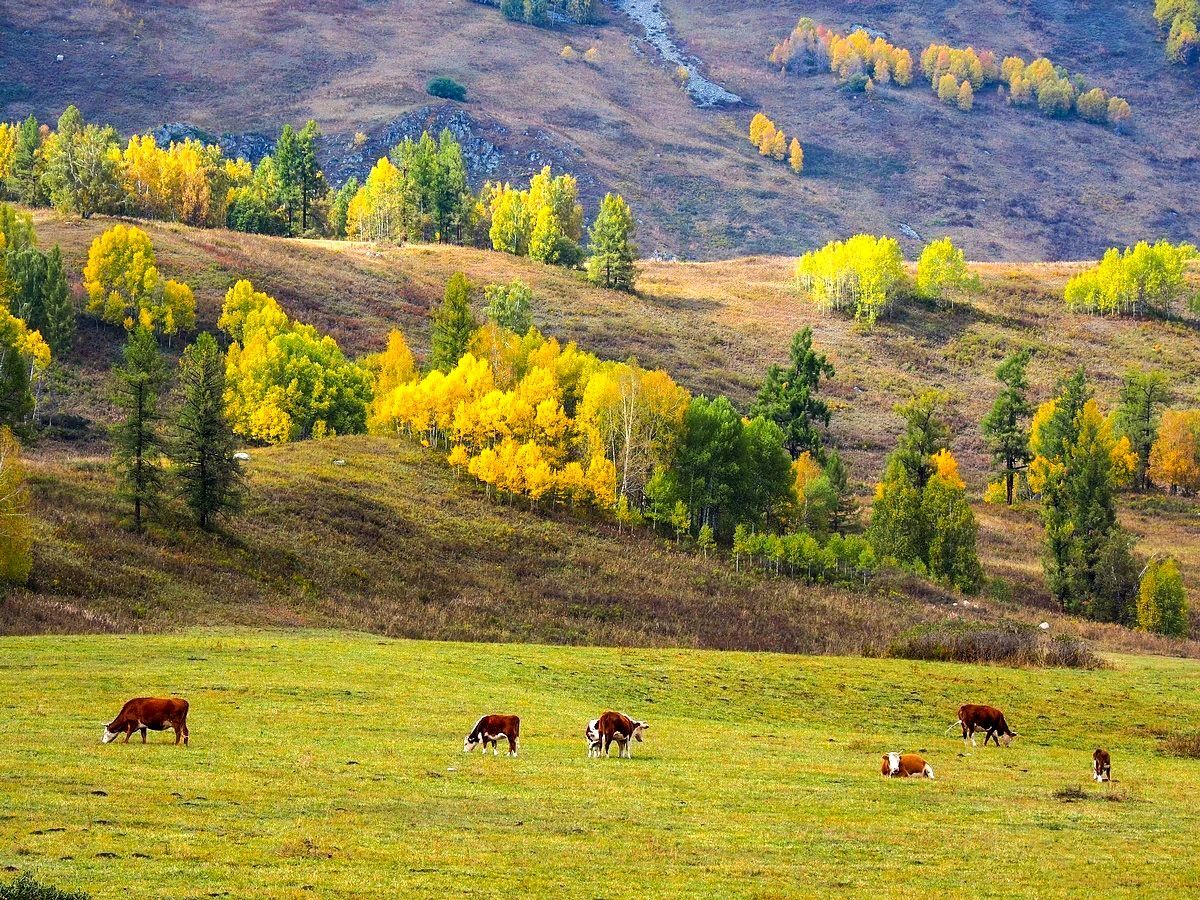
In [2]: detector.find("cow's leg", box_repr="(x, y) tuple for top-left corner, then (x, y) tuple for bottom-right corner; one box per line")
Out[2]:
(140, 726), (148, 744)
(603, 736), (612, 758)
(122, 724), (133, 743)
(970, 726), (977, 747)
(507, 734), (517, 756)
(173, 722), (181, 745)
(182, 721), (189, 747)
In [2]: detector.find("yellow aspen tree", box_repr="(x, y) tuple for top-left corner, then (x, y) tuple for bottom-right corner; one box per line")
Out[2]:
(956, 80), (974, 111)
(770, 129), (787, 161)
(788, 138), (804, 174)
(749, 113), (772, 147)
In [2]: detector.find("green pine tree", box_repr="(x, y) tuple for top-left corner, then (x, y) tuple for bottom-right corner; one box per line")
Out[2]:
(430, 272), (478, 372)
(1115, 368), (1171, 490)
(172, 332), (245, 530)
(41, 246), (75, 356)
(111, 327), (167, 533)
(749, 327), (835, 459)
(981, 350), (1032, 504)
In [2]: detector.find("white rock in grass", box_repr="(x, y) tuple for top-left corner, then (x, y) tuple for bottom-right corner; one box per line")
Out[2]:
(233, 451), (251, 461)
(1039, 622), (1050, 630)
(332, 459), (347, 466)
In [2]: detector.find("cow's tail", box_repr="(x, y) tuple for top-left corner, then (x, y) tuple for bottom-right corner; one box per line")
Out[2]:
(945, 719), (963, 734)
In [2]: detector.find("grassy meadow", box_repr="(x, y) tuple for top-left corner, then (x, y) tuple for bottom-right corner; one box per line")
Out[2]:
(1, 630), (1198, 897)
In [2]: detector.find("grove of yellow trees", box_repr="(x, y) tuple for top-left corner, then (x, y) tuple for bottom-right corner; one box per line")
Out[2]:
(82, 224), (196, 339)
(795, 234), (905, 325)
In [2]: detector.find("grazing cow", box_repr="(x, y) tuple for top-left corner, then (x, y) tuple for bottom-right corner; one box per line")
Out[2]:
(593, 711), (648, 759)
(101, 697), (189, 746)
(881, 752), (935, 779)
(463, 714), (520, 756)
(1093, 748), (1112, 783)
(585, 718), (603, 758)
(950, 704), (1018, 747)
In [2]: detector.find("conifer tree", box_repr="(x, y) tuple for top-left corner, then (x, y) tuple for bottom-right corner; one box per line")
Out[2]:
(749, 327), (834, 459)
(981, 350), (1032, 504)
(824, 450), (859, 534)
(172, 332), (245, 530)
(40, 246), (74, 356)
(430, 272), (478, 372)
(586, 193), (637, 292)
(111, 326), (167, 533)
(1115, 368), (1171, 490)
(788, 138), (804, 174)
(7, 115), (43, 205)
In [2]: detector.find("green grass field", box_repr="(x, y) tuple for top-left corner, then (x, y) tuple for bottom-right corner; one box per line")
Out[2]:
(1, 631), (1198, 897)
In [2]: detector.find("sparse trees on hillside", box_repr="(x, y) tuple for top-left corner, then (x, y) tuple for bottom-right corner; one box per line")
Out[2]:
(586, 193), (637, 292)
(772, 20), (912, 89)
(1156, 0), (1200, 64)
(795, 234), (904, 325)
(111, 326), (168, 533)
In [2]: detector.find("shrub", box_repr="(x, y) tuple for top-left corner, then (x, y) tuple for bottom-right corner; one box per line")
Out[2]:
(427, 77), (467, 102)
(1162, 731), (1200, 759)
(888, 620), (1102, 668)
(0, 873), (90, 900)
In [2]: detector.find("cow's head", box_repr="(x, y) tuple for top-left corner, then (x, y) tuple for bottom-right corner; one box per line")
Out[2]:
(101, 725), (118, 744)
(632, 721), (648, 743)
(463, 734), (482, 753)
(1001, 732), (1017, 748)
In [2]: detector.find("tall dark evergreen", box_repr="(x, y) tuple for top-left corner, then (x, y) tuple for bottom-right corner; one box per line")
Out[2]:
(1115, 368), (1171, 490)
(430, 272), (478, 372)
(8, 115), (43, 205)
(981, 350), (1032, 504)
(273, 124), (302, 233)
(172, 332), (244, 529)
(750, 327), (835, 459)
(586, 193), (637, 292)
(41, 247), (74, 356)
(823, 450), (859, 533)
(111, 327), (167, 533)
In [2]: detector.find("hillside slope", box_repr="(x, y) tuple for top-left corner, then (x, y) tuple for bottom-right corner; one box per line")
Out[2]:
(26, 212), (1200, 628)
(4, 0), (1198, 260)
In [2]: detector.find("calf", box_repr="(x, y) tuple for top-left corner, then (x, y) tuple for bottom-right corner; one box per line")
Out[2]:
(585, 719), (603, 758)
(593, 711), (648, 759)
(463, 714), (520, 756)
(952, 704), (1017, 747)
(1093, 748), (1111, 783)
(881, 752), (935, 779)
(101, 697), (189, 746)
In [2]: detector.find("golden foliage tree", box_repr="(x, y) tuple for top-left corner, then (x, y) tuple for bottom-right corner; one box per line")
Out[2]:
(82, 224), (196, 338)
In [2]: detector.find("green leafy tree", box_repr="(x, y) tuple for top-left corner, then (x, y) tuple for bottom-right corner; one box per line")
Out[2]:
(172, 332), (245, 529)
(1137, 557), (1189, 637)
(111, 326), (168, 532)
(697, 523), (716, 558)
(0, 312), (34, 431)
(42, 106), (121, 218)
(1115, 368), (1171, 490)
(484, 280), (533, 334)
(981, 350), (1032, 504)
(916, 237), (977, 303)
(430, 272), (478, 372)
(750, 327), (835, 459)
(41, 247), (74, 356)
(272, 124), (303, 233)
(586, 193), (637, 292)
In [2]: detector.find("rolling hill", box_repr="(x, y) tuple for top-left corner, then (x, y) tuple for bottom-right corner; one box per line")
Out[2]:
(4, 0), (1199, 261)
(7, 211), (1199, 650)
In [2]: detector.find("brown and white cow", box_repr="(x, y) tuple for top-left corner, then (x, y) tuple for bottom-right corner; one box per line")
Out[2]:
(881, 752), (935, 779)
(101, 697), (189, 746)
(585, 718), (603, 758)
(463, 714), (520, 756)
(951, 704), (1017, 747)
(1093, 748), (1111, 783)
(592, 711), (648, 759)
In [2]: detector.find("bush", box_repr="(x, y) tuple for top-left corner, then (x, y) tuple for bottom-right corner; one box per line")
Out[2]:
(0, 873), (90, 900)
(888, 620), (1102, 668)
(427, 77), (467, 102)
(1162, 731), (1200, 759)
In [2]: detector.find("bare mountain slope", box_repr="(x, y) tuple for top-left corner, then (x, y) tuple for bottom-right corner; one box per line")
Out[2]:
(4, 0), (1198, 260)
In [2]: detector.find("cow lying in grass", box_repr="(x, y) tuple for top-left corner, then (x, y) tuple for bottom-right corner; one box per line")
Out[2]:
(881, 752), (935, 779)
(101, 697), (189, 746)
(951, 704), (1018, 747)
(463, 714), (520, 756)
(591, 711), (648, 759)
(1093, 748), (1111, 783)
